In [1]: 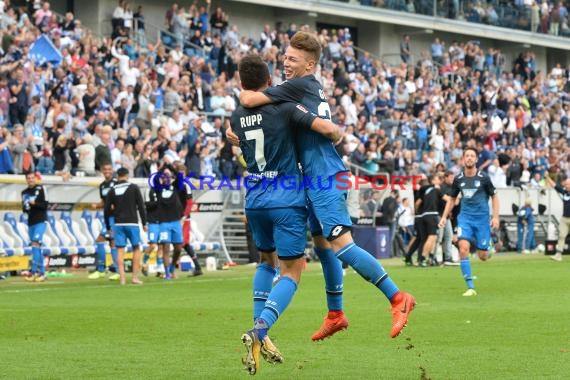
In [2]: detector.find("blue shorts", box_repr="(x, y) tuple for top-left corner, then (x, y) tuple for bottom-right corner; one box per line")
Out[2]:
(99, 216), (115, 238)
(457, 214), (491, 251)
(147, 223), (160, 243)
(246, 207), (307, 259)
(29, 221), (47, 244)
(159, 221), (183, 244)
(307, 174), (352, 239)
(112, 224), (141, 248)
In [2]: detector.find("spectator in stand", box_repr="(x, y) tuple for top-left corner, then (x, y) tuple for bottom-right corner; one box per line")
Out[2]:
(10, 123), (36, 174)
(477, 141), (493, 172)
(431, 38), (444, 66)
(76, 133), (96, 176)
(9, 67), (29, 126)
(400, 35), (411, 64)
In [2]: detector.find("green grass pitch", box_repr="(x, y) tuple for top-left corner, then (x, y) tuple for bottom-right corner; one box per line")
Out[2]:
(1, 254), (569, 379)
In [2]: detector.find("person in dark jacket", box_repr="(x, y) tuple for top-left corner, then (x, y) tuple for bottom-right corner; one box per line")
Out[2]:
(104, 167), (147, 285)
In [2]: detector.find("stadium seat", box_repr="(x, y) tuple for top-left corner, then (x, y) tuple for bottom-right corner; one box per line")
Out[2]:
(160, 31), (177, 49)
(0, 214), (24, 255)
(4, 212), (28, 245)
(49, 213), (77, 249)
(0, 223), (19, 256)
(190, 242), (222, 251)
(94, 210), (106, 237)
(16, 219), (57, 255)
(45, 213), (74, 255)
(79, 210), (98, 241)
(5, 212), (55, 255)
(187, 220), (222, 252)
(3, 213), (32, 255)
(60, 211), (95, 254)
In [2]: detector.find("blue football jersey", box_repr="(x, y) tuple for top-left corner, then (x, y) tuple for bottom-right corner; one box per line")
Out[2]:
(231, 102), (316, 209)
(450, 171), (496, 216)
(263, 75), (347, 178)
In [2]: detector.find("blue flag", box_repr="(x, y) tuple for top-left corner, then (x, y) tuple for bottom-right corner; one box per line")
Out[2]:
(28, 35), (63, 67)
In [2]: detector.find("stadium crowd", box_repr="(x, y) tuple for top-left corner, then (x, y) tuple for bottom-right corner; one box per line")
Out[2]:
(0, 0), (569, 196)
(349, 0), (570, 37)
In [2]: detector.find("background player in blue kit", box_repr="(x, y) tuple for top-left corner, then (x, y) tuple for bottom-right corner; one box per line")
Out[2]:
(22, 172), (49, 282)
(233, 54), (342, 375)
(142, 176), (164, 277)
(156, 167), (184, 280)
(89, 163), (120, 280)
(440, 147), (500, 296)
(231, 31), (416, 341)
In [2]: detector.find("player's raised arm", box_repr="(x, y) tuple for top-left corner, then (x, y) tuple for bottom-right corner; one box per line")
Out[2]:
(239, 90), (272, 108)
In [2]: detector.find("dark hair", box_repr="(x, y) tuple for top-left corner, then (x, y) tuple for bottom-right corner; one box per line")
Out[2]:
(238, 54), (269, 91)
(463, 147), (478, 156)
(117, 167), (129, 177)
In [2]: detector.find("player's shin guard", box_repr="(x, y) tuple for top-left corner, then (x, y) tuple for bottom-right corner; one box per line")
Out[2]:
(314, 246), (343, 311)
(30, 247), (38, 275)
(184, 243), (202, 271)
(335, 243), (399, 301)
(253, 263), (277, 321)
(33, 246), (45, 276)
(258, 276), (298, 337)
(96, 242), (106, 272)
(460, 257), (474, 289)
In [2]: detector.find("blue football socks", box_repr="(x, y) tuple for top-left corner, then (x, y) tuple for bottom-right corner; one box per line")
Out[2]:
(253, 263), (277, 321)
(257, 276), (298, 338)
(314, 246), (343, 311)
(96, 242), (106, 273)
(33, 246), (45, 276)
(335, 242), (400, 301)
(461, 257), (474, 289)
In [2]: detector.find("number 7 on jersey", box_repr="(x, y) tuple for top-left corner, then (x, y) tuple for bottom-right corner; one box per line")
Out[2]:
(244, 129), (267, 171)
